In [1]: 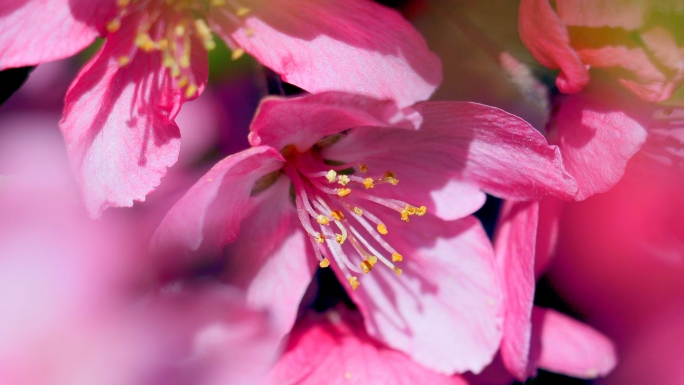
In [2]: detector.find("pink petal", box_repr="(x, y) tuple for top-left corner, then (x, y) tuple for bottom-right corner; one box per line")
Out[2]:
(494, 201), (539, 381)
(0, 0), (113, 70)
(534, 197), (565, 277)
(215, 0), (441, 108)
(153, 147), (315, 340)
(153, 146), (285, 257)
(530, 307), (617, 379)
(348, 215), (503, 375)
(60, 20), (207, 216)
(248, 92), (416, 152)
(324, 101), (577, 221)
(518, 0), (589, 93)
(267, 309), (469, 385)
(220, 175), (317, 340)
(551, 81), (651, 200)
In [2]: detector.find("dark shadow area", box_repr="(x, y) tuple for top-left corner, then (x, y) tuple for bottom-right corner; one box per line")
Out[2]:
(0, 66), (33, 106)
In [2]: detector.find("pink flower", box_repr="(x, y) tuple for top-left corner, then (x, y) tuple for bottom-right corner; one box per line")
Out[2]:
(480, 200), (616, 383)
(266, 308), (469, 385)
(152, 91), (576, 374)
(539, 107), (684, 385)
(0, 0), (441, 217)
(545, 78), (653, 199)
(519, 0), (684, 102)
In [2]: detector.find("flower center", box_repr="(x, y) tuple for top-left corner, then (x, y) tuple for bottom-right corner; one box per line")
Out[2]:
(106, 0), (252, 98)
(282, 146), (426, 291)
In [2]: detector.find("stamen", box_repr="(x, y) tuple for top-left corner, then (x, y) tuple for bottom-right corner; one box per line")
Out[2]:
(376, 223), (388, 235)
(117, 56), (131, 66)
(360, 259), (374, 274)
(363, 177), (374, 189)
(235, 6), (251, 17)
(337, 188), (351, 197)
(316, 215), (330, 225)
(331, 210), (344, 221)
(231, 48), (245, 60)
(319, 258), (331, 268)
(392, 253), (403, 262)
(338, 175), (351, 186)
(359, 163), (368, 173)
(349, 276), (360, 290)
(106, 18), (121, 33)
(353, 207), (363, 216)
(394, 267), (403, 276)
(325, 170), (337, 182)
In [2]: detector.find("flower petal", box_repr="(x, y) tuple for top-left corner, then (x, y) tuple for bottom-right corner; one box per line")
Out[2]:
(60, 20), (207, 216)
(530, 307), (617, 379)
(248, 92), (416, 152)
(518, 0), (589, 93)
(324, 101), (577, 221)
(153, 147), (315, 341)
(267, 309), (469, 385)
(152, 146), (285, 257)
(347, 215), (503, 375)
(0, 0), (113, 70)
(551, 81), (651, 200)
(494, 201), (539, 381)
(215, 0), (441, 107)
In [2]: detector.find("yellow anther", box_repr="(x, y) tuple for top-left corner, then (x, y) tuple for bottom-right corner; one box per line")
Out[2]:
(359, 163), (368, 173)
(363, 177), (374, 189)
(353, 207), (363, 216)
(331, 210), (345, 221)
(325, 170), (337, 183)
(384, 171), (397, 179)
(392, 253), (403, 262)
(377, 223), (388, 235)
(184, 83), (198, 98)
(210, 0), (226, 5)
(178, 76), (189, 88)
(117, 0), (130, 7)
(194, 19), (212, 39)
(394, 267), (403, 276)
(337, 188), (351, 197)
(319, 258), (330, 268)
(163, 56), (175, 68)
(335, 233), (345, 244)
(368, 256), (378, 265)
(406, 205), (417, 215)
(203, 40), (216, 50)
(316, 215), (330, 225)
(117, 56), (131, 67)
(135, 33), (156, 52)
(236, 7), (251, 17)
(349, 276), (360, 290)
(106, 19), (121, 33)
(360, 260), (374, 274)
(157, 39), (169, 50)
(179, 51), (191, 68)
(338, 175), (350, 186)
(170, 65), (181, 78)
(400, 208), (410, 222)
(416, 206), (427, 216)
(314, 233), (325, 244)
(231, 48), (245, 60)
(175, 24), (186, 37)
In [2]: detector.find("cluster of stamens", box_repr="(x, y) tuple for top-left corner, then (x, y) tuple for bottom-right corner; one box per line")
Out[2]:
(283, 148), (426, 291)
(105, 0), (253, 98)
